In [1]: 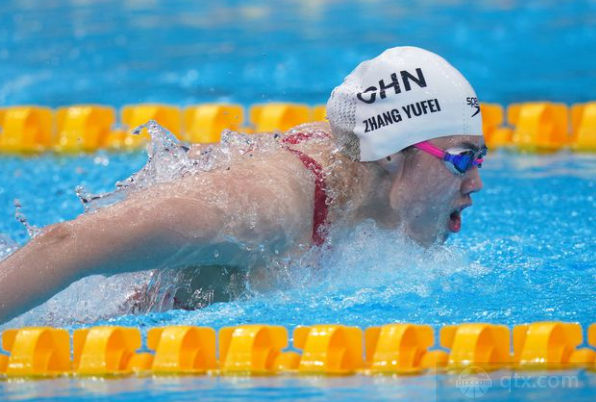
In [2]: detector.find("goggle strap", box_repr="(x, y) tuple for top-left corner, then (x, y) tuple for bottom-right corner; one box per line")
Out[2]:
(413, 142), (446, 159)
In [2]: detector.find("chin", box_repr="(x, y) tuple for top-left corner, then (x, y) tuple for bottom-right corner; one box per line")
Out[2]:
(409, 231), (447, 248)
(426, 229), (450, 246)
(440, 231), (450, 243)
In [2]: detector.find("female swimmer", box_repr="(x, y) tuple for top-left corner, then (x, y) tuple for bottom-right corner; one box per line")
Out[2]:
(0, 46), (485, 323)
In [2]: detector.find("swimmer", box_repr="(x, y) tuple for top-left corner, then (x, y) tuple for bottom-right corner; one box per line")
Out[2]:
(0, 46), (486, 323)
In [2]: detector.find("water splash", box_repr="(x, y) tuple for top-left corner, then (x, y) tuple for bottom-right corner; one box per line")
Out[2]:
(74, 120), (274, 212)
(76, 120), (196, 211)
(3, 120), (289, 326)
(262, 219), (485, 299)
(14, 199), (41, 239)
(1, 218), (481, 329)
(1, 120), (490, 328)
(0, 233), (18, 262)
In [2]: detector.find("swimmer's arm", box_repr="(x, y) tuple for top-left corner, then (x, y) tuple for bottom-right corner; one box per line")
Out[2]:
(0, 165), (312, 323)
(0, 194), (228, 323)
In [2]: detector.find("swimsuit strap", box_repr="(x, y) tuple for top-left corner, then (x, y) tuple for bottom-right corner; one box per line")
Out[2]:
(281, 131), (329, 145)
(281, 131), (330, 246)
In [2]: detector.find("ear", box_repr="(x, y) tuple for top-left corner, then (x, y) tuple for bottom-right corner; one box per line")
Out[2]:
(377, 153), (405, 174)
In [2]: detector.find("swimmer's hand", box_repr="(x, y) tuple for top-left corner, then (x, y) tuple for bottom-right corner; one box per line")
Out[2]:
(0, 157), (314, 324)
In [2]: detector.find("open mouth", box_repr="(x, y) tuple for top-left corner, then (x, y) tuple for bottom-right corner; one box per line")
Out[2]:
(448, 210), (462, 233)
(448, 202), (472, 233)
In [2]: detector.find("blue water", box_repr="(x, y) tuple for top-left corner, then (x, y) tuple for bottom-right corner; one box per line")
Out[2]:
(1, 149), (596, 401)
(2, 371), (596, 402)
(2, 0), (596, 401)
(0, 0), (595, 108)
(2, 150), (596, 327)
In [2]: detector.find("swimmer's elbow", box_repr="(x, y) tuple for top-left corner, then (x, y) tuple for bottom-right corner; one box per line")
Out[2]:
(35, 222), (88, 280)
(40, 222), (74, 245)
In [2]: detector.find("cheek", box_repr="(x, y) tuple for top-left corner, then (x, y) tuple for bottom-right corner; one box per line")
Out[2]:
(430, 177), (460, 200)
(390, 156), (461, 213)
(405, 169), (460, 212)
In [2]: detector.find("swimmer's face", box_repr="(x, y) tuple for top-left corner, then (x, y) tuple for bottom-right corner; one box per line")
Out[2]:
(389, 135), (485, 246)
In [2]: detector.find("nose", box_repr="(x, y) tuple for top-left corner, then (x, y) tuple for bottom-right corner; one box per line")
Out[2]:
(461, 166), (483, 195)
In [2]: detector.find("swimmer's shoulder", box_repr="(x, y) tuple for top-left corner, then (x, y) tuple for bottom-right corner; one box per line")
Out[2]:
(217, 122), (334, 173)
(281, 122), (335, 161)
(285, 122), (333, 145)
(283, 122), (359, 210)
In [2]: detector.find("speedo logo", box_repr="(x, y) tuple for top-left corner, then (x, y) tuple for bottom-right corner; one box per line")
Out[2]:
(356, 68), (427, 104)
(467, 97), (481, 117)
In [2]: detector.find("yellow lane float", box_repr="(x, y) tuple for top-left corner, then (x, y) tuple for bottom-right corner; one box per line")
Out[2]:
(480, 103), (507, 148)
(147, 326), (216, 374)
(54, 105), (116, 153)
(0, 106), (53, 153)
(364, 324), (433, 374)
(509, 102), (569, 152)
(184, 104), (244, 143)
(73, 326), (143, 376)
(1, 327), (70, 377)
(1, 102), (596, 153)
(219, 325), (291, 375)
(250, 103), (311, 132)
(293, 325), (363, 375)
(571, 102), (596, 152)
(513, 322), (595, 370)
(2, 321), (596, 378)
(441, 323), (511, 371)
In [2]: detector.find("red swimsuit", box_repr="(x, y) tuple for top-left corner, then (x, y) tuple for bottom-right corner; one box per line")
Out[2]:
(281, 131), (330, 246)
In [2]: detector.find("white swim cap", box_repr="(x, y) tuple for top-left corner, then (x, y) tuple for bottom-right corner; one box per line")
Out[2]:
(326, 46), (483, 162)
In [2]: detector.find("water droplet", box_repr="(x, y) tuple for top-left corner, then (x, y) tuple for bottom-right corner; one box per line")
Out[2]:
(14, 199), (41, 239)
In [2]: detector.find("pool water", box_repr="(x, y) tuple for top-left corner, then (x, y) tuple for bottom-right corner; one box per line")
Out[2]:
(1, 0), (595, 107)
(2, 370), (596, 402)
(3, 142), (596, 328)
(1, 0), (596, 401)
(1, 149), (595, 401)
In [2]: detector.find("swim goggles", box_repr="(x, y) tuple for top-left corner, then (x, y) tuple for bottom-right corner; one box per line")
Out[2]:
(413, 141), (487, 175)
